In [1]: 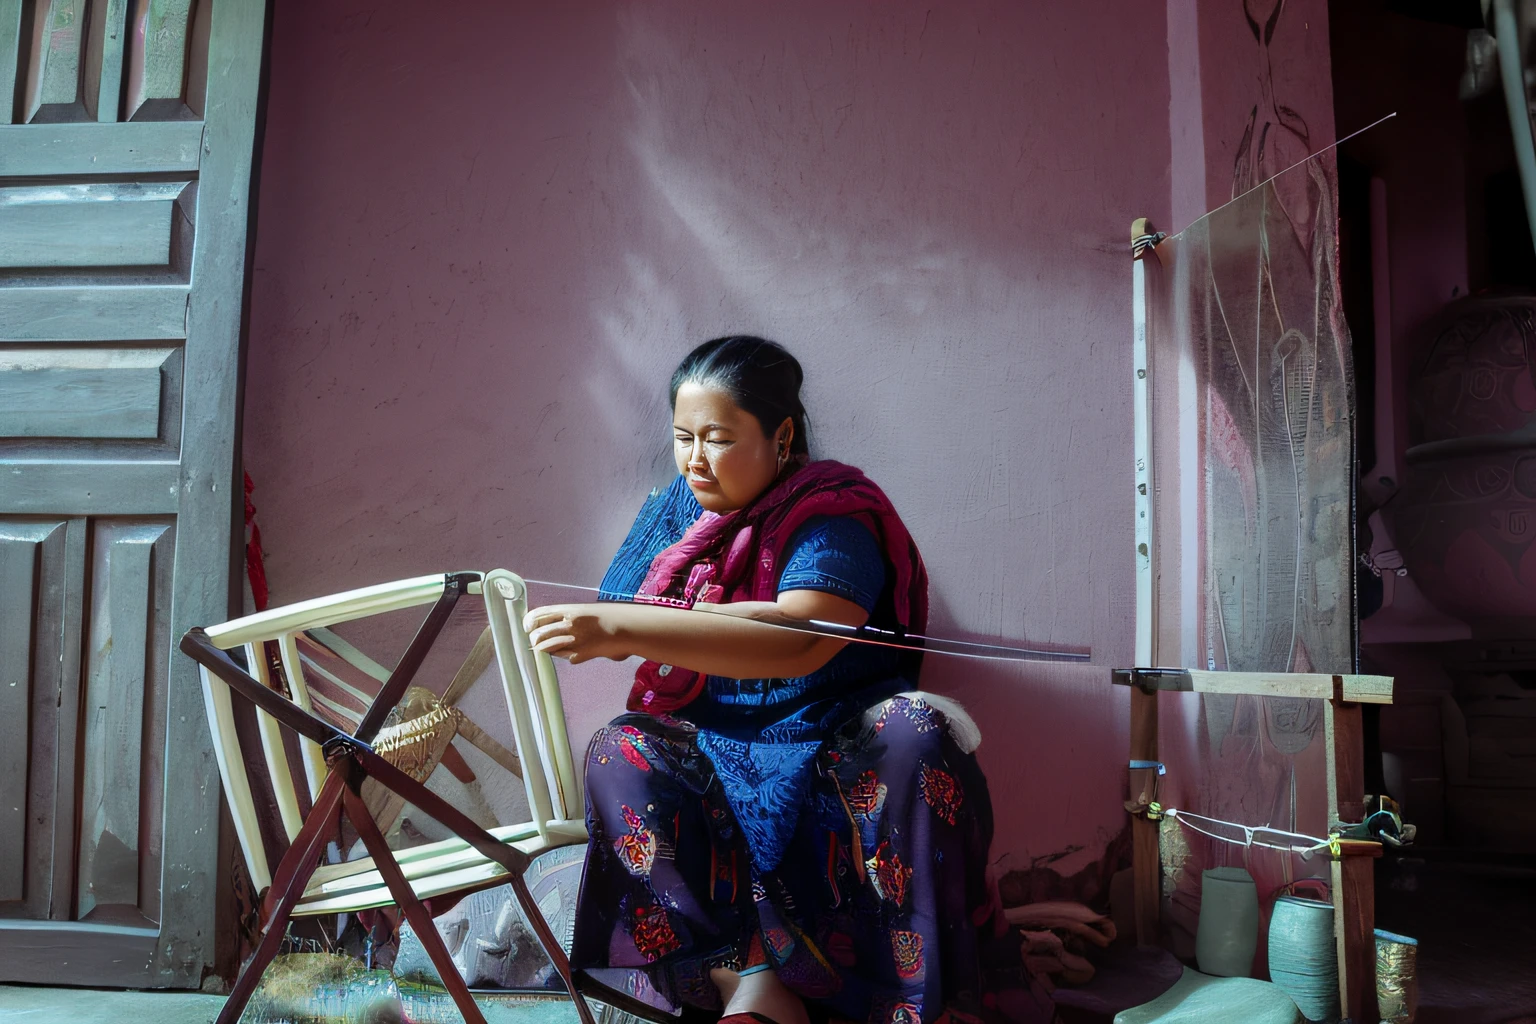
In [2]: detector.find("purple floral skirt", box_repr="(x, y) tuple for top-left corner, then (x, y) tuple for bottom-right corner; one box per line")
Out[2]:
(570, 695), (996, 1024)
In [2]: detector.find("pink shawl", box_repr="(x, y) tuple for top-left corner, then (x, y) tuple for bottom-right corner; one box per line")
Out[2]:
(626, 460), (928, 713)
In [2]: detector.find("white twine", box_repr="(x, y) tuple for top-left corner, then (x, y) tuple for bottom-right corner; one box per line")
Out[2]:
(1165, 807), (1332, 859)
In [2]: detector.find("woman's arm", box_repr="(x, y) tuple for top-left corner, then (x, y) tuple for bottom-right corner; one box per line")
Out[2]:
(523, 588), (869, 678)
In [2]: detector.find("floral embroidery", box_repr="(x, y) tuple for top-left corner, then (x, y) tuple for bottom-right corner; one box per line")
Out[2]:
(865, 840), (913, 907)
(891, 930), (925, 980)
(613, 804), (656, 876)
(631, 905), (682, 961)
(845, 770), (888, 818)
(918, 762), (964, 825)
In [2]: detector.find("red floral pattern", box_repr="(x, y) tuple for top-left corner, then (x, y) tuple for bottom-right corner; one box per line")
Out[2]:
(845, 769), (888, 818)
(613, 804), (656, 876)
(891, 930), (925, 980)
(865, 840), (913, 908)
(918, 762), (964, 826)
(631, 905), (682, 961)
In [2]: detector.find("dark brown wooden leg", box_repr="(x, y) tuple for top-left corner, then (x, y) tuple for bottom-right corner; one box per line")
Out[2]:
(1327, 693), (1379, 1024)
(342, 773), (488, 1024)
(1128, 685), (1160, 946)
(1338, 847), (1379, 1024)
(215, 775), (345, 1024)
(354, 749), (594, 1024)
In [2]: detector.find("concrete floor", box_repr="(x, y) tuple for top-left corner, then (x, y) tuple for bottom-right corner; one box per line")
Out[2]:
(0, 985), (587, 1024)
(0, 986), (227, 1024)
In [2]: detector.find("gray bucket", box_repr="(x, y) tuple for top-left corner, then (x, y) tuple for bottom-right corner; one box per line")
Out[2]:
(1267, 895), (1339, 1022)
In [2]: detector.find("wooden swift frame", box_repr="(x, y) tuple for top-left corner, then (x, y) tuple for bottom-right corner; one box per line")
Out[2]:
(1125, 220), (1392, 1024)
(181, 570), (593, 1024)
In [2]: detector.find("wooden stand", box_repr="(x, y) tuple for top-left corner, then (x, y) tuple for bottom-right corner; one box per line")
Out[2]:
(1114, 668), (1391, 1024)
(180, 577), (595, 1024)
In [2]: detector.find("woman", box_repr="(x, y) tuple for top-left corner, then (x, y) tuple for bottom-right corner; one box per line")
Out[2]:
(525, 337), (997, 1024)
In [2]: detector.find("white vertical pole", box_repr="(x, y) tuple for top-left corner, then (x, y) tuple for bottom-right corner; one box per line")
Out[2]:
(1133, 219), (1159, 667)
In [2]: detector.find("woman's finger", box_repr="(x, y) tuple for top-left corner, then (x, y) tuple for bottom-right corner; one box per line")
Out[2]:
(524, 606), (567, 631)
(528, 618), (572, 646)
(533, 634), (576, 654)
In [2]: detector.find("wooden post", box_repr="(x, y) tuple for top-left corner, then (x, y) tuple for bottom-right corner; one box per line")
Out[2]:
(1326, 683), (1380, 1024)
(1129, 685), (1160, 946)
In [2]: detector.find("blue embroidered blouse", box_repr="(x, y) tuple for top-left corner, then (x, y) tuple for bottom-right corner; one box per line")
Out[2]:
(598, 475), (913, 871)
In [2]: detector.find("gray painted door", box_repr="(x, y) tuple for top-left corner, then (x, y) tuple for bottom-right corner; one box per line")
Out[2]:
(0, 0), (266, 987)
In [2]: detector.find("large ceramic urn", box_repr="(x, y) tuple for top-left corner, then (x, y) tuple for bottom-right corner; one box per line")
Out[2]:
(1389, 294), (1536, 631)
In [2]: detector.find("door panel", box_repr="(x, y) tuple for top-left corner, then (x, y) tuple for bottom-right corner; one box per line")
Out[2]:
(0, 0), (265, 987)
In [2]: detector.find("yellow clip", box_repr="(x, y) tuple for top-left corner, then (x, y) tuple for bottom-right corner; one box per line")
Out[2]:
(1328, 834), (1342, 859)
(1147, 801), (1164, 821)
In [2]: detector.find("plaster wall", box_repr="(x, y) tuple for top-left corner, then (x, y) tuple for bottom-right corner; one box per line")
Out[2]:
(242, 0), (1332, 871)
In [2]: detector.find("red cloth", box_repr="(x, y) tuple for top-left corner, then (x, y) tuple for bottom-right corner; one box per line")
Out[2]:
(626, 459), (928, 713)
(243, 471), (269, 612)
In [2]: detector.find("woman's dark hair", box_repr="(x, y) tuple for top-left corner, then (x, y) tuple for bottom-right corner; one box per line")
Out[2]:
(669, 336), (810, 455)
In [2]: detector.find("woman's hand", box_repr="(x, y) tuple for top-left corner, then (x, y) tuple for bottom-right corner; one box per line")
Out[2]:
(523, 603), (629, 664)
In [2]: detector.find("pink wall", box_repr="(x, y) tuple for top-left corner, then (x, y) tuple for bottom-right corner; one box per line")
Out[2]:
(243, 1), (1335, 872)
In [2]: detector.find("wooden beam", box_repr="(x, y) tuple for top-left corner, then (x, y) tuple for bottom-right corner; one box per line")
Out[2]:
(0, 121), (202, 176)
(1128, 686), (1160, 946)
(0, 460), (179, 515)
(1112, 668), (1394, 704)
(0, 285), (189, 342)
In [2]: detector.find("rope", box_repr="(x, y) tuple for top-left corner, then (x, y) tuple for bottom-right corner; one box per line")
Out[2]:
(1165, 807), (1335, 860)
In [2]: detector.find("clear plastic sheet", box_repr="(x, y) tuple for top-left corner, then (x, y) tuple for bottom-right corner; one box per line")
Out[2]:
(1142, 149), (1357, 960)
(1145, 150), (1354, 679)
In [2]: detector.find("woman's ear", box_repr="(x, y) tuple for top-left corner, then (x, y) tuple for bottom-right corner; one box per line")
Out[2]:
(776, 417), (794, 452)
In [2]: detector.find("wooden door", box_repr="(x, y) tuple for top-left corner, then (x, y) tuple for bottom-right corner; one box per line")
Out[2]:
(0, 0), (266, 987)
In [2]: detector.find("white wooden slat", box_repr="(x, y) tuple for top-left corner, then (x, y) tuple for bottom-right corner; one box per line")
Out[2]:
(483, 571), (557, 839)
(0, 122), (202, 176)
(296, 652), (375, 713)
(198, 664), (269, 891)
(1132, 227), (1155, 667)
(277, 633), (329, 800)
(246, 642), (304, 843)
(0, 286), (188, 342)
(204, 575), (450, 650)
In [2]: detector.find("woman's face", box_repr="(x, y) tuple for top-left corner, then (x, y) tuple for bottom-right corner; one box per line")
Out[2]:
(672, 381), (789, 513)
